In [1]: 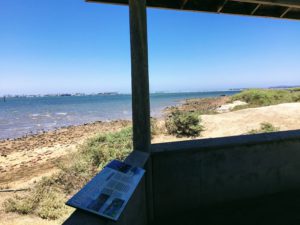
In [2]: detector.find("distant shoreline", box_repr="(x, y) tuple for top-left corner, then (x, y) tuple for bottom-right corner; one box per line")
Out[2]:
(3, 86), (300, 98)
(0, 90), (239, 99)
(0, 91), (240, 140)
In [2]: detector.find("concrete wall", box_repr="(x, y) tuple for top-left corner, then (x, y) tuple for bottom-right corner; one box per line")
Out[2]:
(151, 130), (300, 218)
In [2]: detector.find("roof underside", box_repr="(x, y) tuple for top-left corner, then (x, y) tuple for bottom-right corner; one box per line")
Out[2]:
(87, 0), (300, 20)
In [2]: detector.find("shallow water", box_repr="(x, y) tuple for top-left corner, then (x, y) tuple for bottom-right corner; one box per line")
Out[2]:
(0, 91), (239, 140)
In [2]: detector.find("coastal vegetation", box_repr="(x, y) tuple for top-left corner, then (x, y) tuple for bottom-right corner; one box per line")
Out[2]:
(165, 110), (203, 137)
(166, 96), (229, 115)
(231, 88), (300, 110)
(3, 88), (300, 223)
(2, 114), (204, 221)
(151, 117), (164, 138)
(3, 127), (132, 220)
(247, 122), (279, 134)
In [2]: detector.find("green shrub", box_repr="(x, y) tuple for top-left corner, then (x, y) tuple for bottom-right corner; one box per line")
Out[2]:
(81, 127), (132, 169)
(290, 87), (300, 92)
(55, 127), (132, 195)
(165, 110), (203, 137)
(231, 89), (300, 109)
(3, 177), (68, 219)
(36, 191), (69, 220)
(3, 127), (132, 220)
(232, 89), (290, 106)
(151, 117), (159, 137)
(150, 117), (165, 138)
(248, 122), (279, 134)
(56, 155), (94, 194)
(292, 92), (300, 102)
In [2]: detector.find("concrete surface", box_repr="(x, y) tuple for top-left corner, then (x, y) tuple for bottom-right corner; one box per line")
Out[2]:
(151, 130), (300, 218)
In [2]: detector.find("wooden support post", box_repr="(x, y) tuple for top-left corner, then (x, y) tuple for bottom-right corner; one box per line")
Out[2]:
(129, 0), (151, 152)
(129, 1), (154, 224)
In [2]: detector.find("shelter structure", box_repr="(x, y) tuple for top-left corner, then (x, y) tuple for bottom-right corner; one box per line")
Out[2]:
(64, 1), (300, 224)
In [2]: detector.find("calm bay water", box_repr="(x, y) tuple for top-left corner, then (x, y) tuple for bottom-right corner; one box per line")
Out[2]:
(0, 91), (239, 140)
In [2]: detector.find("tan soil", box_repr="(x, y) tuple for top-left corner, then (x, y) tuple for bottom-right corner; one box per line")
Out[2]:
(0, 210), (72, 225)
(201, 102), (300, 138)
(0, 120), (130, 189)
(153, 102), (300, 143)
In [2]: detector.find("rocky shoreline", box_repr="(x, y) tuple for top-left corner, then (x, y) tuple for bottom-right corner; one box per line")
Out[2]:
(3, 95), (300, 225)
(164, 96), (230, 114)
(0, 120), (130, 188)
(0, 95), (238, 188)
(0, 120), (130, 156)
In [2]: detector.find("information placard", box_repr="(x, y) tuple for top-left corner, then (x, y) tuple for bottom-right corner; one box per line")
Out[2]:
(66, 160), (145, 221)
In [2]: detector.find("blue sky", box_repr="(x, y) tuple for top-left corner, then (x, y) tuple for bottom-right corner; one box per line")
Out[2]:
(0, 0), (300, 95)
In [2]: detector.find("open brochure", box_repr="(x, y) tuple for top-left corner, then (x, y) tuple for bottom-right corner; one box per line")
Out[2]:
(66, 160), (145, 221)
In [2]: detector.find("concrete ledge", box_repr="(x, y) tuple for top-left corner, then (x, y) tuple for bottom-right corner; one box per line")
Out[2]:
(151, 130), (300, 218)
(62, 151), (150, 225)
(151, 129), (300, 154)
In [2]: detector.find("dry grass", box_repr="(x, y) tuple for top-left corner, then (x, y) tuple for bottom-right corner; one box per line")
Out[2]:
(247, 122), (279, 134)
(3, 127), (132, 220)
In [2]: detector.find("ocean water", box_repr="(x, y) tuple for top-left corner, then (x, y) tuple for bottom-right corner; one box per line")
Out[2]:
(0, 91), (239, 140)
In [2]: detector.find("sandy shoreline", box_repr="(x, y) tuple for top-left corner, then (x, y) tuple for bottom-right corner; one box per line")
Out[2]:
(0, 120), (131, 225)
(0, 120), (130, 189)
(1, 95), (224, 189)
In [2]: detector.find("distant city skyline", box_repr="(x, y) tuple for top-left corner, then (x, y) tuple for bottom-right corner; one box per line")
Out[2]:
(3, 85), (300, 98)
(1, 0), (300, 95)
